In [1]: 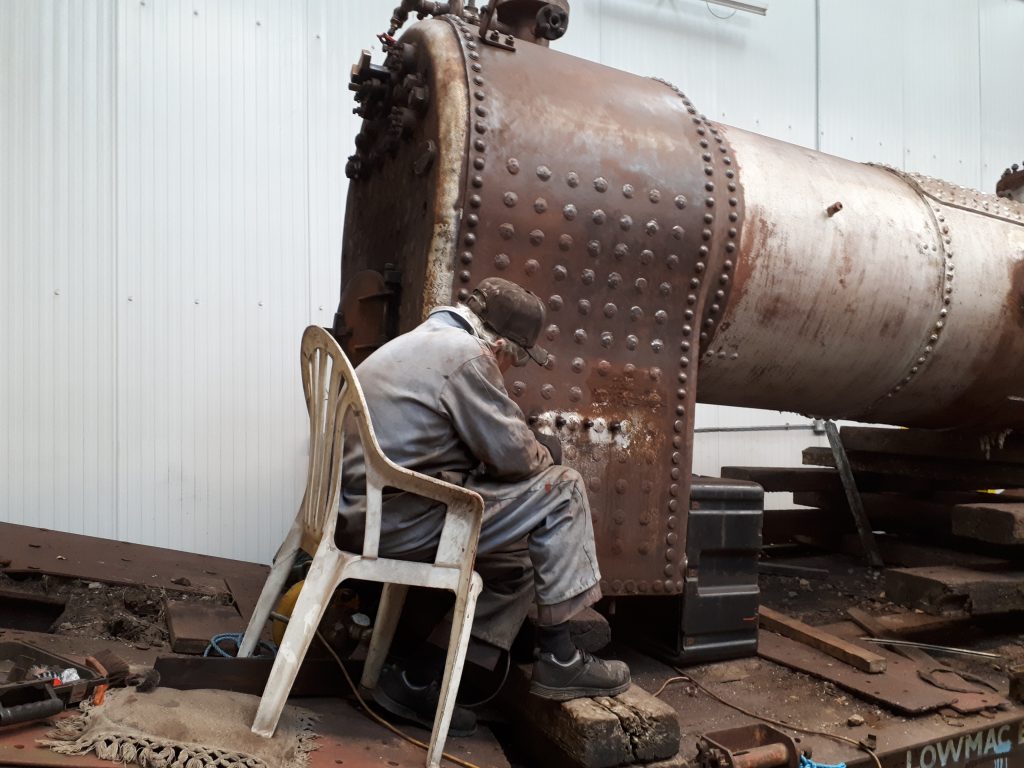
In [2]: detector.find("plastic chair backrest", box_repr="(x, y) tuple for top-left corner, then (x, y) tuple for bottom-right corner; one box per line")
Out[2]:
(300, 325), (480, 567)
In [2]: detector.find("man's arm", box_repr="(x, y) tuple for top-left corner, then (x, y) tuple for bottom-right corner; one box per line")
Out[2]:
(440, 354), (554, 481)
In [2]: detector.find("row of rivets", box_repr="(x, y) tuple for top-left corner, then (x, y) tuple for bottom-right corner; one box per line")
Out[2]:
(597, 578), (684, 594)
(454, 16), (487, 301)
(904, 169), (1024, 224)
(883, 168), (958, 398)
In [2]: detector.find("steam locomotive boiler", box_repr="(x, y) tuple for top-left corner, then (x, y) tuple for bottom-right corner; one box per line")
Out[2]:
(335, 1), (1024, 658)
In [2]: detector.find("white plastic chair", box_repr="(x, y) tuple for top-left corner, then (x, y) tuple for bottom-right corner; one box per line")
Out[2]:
(239, 325), (484, 768)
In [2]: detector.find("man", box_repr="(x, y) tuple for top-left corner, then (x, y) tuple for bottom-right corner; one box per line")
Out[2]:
(339, 277), (629, 731)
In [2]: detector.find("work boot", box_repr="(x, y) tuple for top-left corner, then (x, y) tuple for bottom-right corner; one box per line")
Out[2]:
(529, 650), (631, 701)
(370, 663), (477, 736)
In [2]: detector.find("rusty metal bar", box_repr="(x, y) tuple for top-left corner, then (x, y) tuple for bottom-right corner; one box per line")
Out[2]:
(825, 420), (883, 569)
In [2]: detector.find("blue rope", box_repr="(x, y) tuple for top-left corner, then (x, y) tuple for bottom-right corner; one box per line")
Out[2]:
(204, 633), (277, 658)
(801, 754), (846, 768)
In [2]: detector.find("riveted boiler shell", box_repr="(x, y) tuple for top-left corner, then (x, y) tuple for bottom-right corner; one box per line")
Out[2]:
(698, 130), (1024, 430)
(341, 17), (744, 596)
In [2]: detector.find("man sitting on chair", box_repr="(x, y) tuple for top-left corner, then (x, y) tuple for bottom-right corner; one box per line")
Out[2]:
(338, 276), (629, 733)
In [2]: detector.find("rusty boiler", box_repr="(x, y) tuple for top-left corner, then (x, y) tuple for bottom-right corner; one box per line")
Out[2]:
(334, 1), (1024, 619)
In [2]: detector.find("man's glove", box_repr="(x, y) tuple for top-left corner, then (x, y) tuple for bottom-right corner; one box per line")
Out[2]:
(532, 429), (563, 465)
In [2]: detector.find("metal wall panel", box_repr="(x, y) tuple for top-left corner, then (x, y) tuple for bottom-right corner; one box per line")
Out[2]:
(1, 0), (118, 539)
(114, 0), (321, 560)
(902, 0), (981, 189)
(1, 0), (1016, 561)
(818, 0), (906, 166)
(979, 0), (1024, 193)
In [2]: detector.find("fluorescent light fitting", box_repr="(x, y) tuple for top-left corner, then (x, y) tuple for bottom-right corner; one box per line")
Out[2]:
(706, 0), (768, 15)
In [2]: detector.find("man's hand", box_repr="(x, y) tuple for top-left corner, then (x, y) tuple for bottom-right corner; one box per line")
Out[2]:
(532, 429), (563, 465)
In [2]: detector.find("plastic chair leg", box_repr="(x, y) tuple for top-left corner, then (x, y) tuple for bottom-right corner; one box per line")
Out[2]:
(426, 575), (482, 768)
(251, 549), (344, 738)
(238, 527), (302, 658)
(360, 583), (409, 690)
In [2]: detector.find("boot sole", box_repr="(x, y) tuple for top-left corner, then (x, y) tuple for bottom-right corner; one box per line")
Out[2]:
(370, 686), (478, 737)
(529, 680), (630, 701)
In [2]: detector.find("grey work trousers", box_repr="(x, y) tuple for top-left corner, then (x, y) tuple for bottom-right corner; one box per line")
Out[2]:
(342, 465), (602, 650)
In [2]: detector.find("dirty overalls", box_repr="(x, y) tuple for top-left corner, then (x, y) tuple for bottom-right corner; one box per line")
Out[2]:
(338, 308), (602, 650)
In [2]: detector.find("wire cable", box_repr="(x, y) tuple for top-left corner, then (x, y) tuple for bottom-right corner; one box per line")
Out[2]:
(655, 668), (883, 768)
(316, 629), (489, 768)
(461, 650), (511, 709)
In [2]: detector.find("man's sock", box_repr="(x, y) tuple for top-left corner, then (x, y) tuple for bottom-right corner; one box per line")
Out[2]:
(537, 622), (576, 663)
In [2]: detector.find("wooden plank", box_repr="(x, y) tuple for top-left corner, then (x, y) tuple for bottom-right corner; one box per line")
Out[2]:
(164, 599), (247, 654)
(885, 565), (1024, 615)
(871, 610), (973, 638)
(803, 446), (1024, 489)
(720, 466), (843, 492)
(839, 426), (1024, 465)
(758, 605), (887, 673)
(793, 491), (954, 534)
(839, 534), (1011, 570)
(952, 502), (1024, 545)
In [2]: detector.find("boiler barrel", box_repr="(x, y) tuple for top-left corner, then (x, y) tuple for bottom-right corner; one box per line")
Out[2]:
(699, 129), (1024, 430)
(343, 16), (1024, 434)
(339, 14), (1024, 594)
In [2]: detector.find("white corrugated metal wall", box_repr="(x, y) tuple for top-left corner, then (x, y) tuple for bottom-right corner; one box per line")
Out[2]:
(2, 0), (1022, 562)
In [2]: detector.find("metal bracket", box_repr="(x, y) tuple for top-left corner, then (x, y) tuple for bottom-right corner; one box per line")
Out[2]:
(824, 420), (884, 569)
(479, 25), (516, 50)
(697, 724), (799, 768)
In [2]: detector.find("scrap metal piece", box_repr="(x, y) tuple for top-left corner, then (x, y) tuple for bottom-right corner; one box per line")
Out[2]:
(697, 724), (798, 768)
(825, 420), (884, 569)
(860, 637), (1003, 661)
(916, 667), (998, 695)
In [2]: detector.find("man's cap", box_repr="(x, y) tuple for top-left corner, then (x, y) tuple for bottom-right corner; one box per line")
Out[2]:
(464, 277), (549, 365)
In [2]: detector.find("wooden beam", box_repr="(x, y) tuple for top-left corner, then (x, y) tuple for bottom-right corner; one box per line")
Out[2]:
(793, 491), (954, 534)
(803, 446), (1024, 489)
(952, 502), (1024, 545)
(165, 599), (247, 655)
(758, 605), (887, 673)
(885, 565), (1024, 615)
(839, 426), (1024, 465)
(720, 466), (843, 493)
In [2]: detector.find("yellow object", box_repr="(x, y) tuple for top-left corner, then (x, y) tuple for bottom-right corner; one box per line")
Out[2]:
(273, 581), (304, 646)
